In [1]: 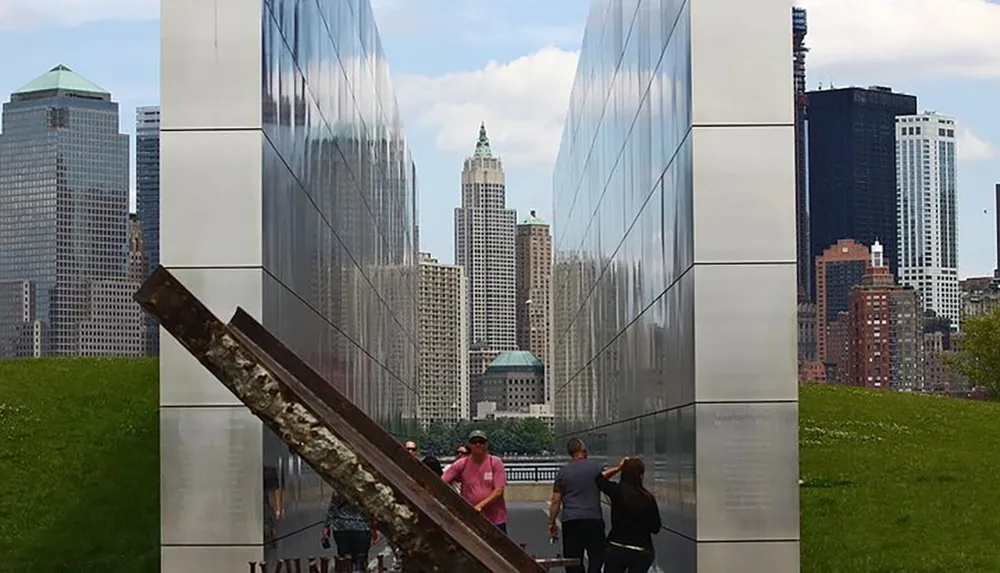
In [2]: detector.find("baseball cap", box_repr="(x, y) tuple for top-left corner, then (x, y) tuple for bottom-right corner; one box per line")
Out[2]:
(468, 429), (488, 442)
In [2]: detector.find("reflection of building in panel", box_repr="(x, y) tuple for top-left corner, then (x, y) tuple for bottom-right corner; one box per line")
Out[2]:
(0, 65), (129, 357)
(552, 0), (798, 568)
(418, 252), (469, 425)
(160, 0), (419, 568)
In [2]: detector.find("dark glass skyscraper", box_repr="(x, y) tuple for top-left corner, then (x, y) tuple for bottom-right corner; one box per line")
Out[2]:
(135, 105), (160, 354)
(805, 86), (917, 298)
(0, 65), (129, 356)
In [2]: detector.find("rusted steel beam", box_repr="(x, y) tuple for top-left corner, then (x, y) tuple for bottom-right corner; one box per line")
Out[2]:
(135, 266), (544, 573)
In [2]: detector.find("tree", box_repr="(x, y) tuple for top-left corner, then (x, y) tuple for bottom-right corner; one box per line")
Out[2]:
(947, 309), (1000, 397)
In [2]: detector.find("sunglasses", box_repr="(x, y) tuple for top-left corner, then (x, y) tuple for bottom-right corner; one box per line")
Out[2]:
(456, 449), (468, 456)
(405, 446), (417, 452)
(469, 439), (486, 445)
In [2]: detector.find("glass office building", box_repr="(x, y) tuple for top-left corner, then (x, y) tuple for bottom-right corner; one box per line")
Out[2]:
(135, 105), (160, 355)
(0, 65), (129, 357)
(160, 0), (418, 569)
(552, 0), (799, 570)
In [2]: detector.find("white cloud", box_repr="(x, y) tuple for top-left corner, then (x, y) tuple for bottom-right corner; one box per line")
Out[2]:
(397, 46), (579, 167)
(0, 0), (157, 29)
(957, 128), (997, 161)
(798, 0), (1000, 77)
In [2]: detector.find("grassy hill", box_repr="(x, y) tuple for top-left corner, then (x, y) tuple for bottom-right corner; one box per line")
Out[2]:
(0, 358), (158, 572)
(2, 359), (999, 572)
(800, 383), (1000, 572)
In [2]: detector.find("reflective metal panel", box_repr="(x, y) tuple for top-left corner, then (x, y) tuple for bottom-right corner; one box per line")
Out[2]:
(161, 546), (263, 572)
(694, 402), (800, 541)
(693, 264), (798, 403)
(160, 406), (264, 545)
(159, 130), (263, 268)
(698, 541), (800, 573)
(689, 0), (792, 125)
(160, 0), (262, 130)
(160, 267), (263, 406)
(691, 126), (796, 264)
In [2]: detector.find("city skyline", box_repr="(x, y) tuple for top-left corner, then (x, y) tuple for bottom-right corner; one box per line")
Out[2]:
(0, 0), (998, 278)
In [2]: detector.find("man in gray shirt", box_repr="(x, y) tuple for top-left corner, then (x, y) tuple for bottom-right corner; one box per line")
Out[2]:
(547, 438), (606, 573)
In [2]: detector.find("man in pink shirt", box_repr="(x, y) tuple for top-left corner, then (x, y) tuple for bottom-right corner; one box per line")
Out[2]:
(441, 429), (508, 533)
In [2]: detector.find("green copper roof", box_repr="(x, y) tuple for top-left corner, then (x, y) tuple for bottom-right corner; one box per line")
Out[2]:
(13, 65), (109, 97)
(474, 122), (493, 158)
(519, 210), (548, 226)
(487, 351), (543, 371)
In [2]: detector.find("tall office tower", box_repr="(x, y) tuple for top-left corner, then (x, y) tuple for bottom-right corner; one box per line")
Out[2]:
(806, 86), (917, 296)
(515, 209), (552, 400)
(815, 239), (870, 368)
(792, 6), (810, 301)
(417, 252), (469, 425)
(553, 0), (799, 569)
(0, 64), (129, 356)
(454, 123), (517, 352)
(161, 0), (419, 567)
(896, 112), (960, 329)
(846, 241), (923, 391)
(135, 106), (161, 354)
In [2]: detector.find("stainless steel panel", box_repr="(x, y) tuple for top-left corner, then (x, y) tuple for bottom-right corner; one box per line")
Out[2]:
(161, 0), (262, 130)
(694, 402), (799, 542)
(689, 0), (793, 126)
(161, 545), (263, 573)
(677, 403), (698, 539)
(697, 540), (800, 573)
(652, 528), (697, 572)
(160, 406), (264, 545)
(160, 267), (263, 407)
(692, 264), (797, 403)
(159, 130), (263, 268)
(691, 126), (796, 264)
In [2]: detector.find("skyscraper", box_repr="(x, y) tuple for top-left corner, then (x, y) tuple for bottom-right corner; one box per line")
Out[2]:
(0, 64), (130, 356)
(515, 209), (551, 399)
(815, 239), (870, 365)
(417, 252), (469, 425)
(846, 241), (923, 390)
(793, 6), (810, 301)
(454, 123), (517, 352)
(806, 86), (917, 295)
(994, 183), (999, 282)
(896, 112), (959, 329)
(135, 106), (160, 354)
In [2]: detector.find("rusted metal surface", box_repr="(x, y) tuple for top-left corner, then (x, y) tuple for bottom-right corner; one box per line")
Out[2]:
(136, 266), (544, 573)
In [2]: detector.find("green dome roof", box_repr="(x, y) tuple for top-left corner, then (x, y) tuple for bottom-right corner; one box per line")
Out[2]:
(487, 350), (543, 371)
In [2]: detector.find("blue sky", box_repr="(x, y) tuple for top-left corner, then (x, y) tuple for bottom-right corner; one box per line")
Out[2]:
(0, 0), (997, 278)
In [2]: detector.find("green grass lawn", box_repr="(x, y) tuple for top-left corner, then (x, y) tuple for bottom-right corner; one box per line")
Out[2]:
(800, 383), (1000, 573)
(0, 358), (158, 573)
(2, 359), (999, 572)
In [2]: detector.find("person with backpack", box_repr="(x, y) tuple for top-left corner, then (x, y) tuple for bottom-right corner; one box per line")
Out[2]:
(321, 490), (380, 572)
(596, 457), (662, 573)
(441, 429), (509, 533)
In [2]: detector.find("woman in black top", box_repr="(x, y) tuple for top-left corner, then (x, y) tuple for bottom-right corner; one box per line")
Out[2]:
(596, 457), (662, 573)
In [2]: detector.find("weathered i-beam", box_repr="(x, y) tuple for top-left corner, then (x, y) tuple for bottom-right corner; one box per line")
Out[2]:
(135, 266), (548, 573)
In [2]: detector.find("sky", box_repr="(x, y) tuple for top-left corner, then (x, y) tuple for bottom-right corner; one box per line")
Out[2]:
(0, 0), (998, 278)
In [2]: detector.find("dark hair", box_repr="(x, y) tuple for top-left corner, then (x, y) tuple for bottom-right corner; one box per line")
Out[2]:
(566, 437), (586, 457)
(619, 457), (653, 514)
(422, 455), (443, 477)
